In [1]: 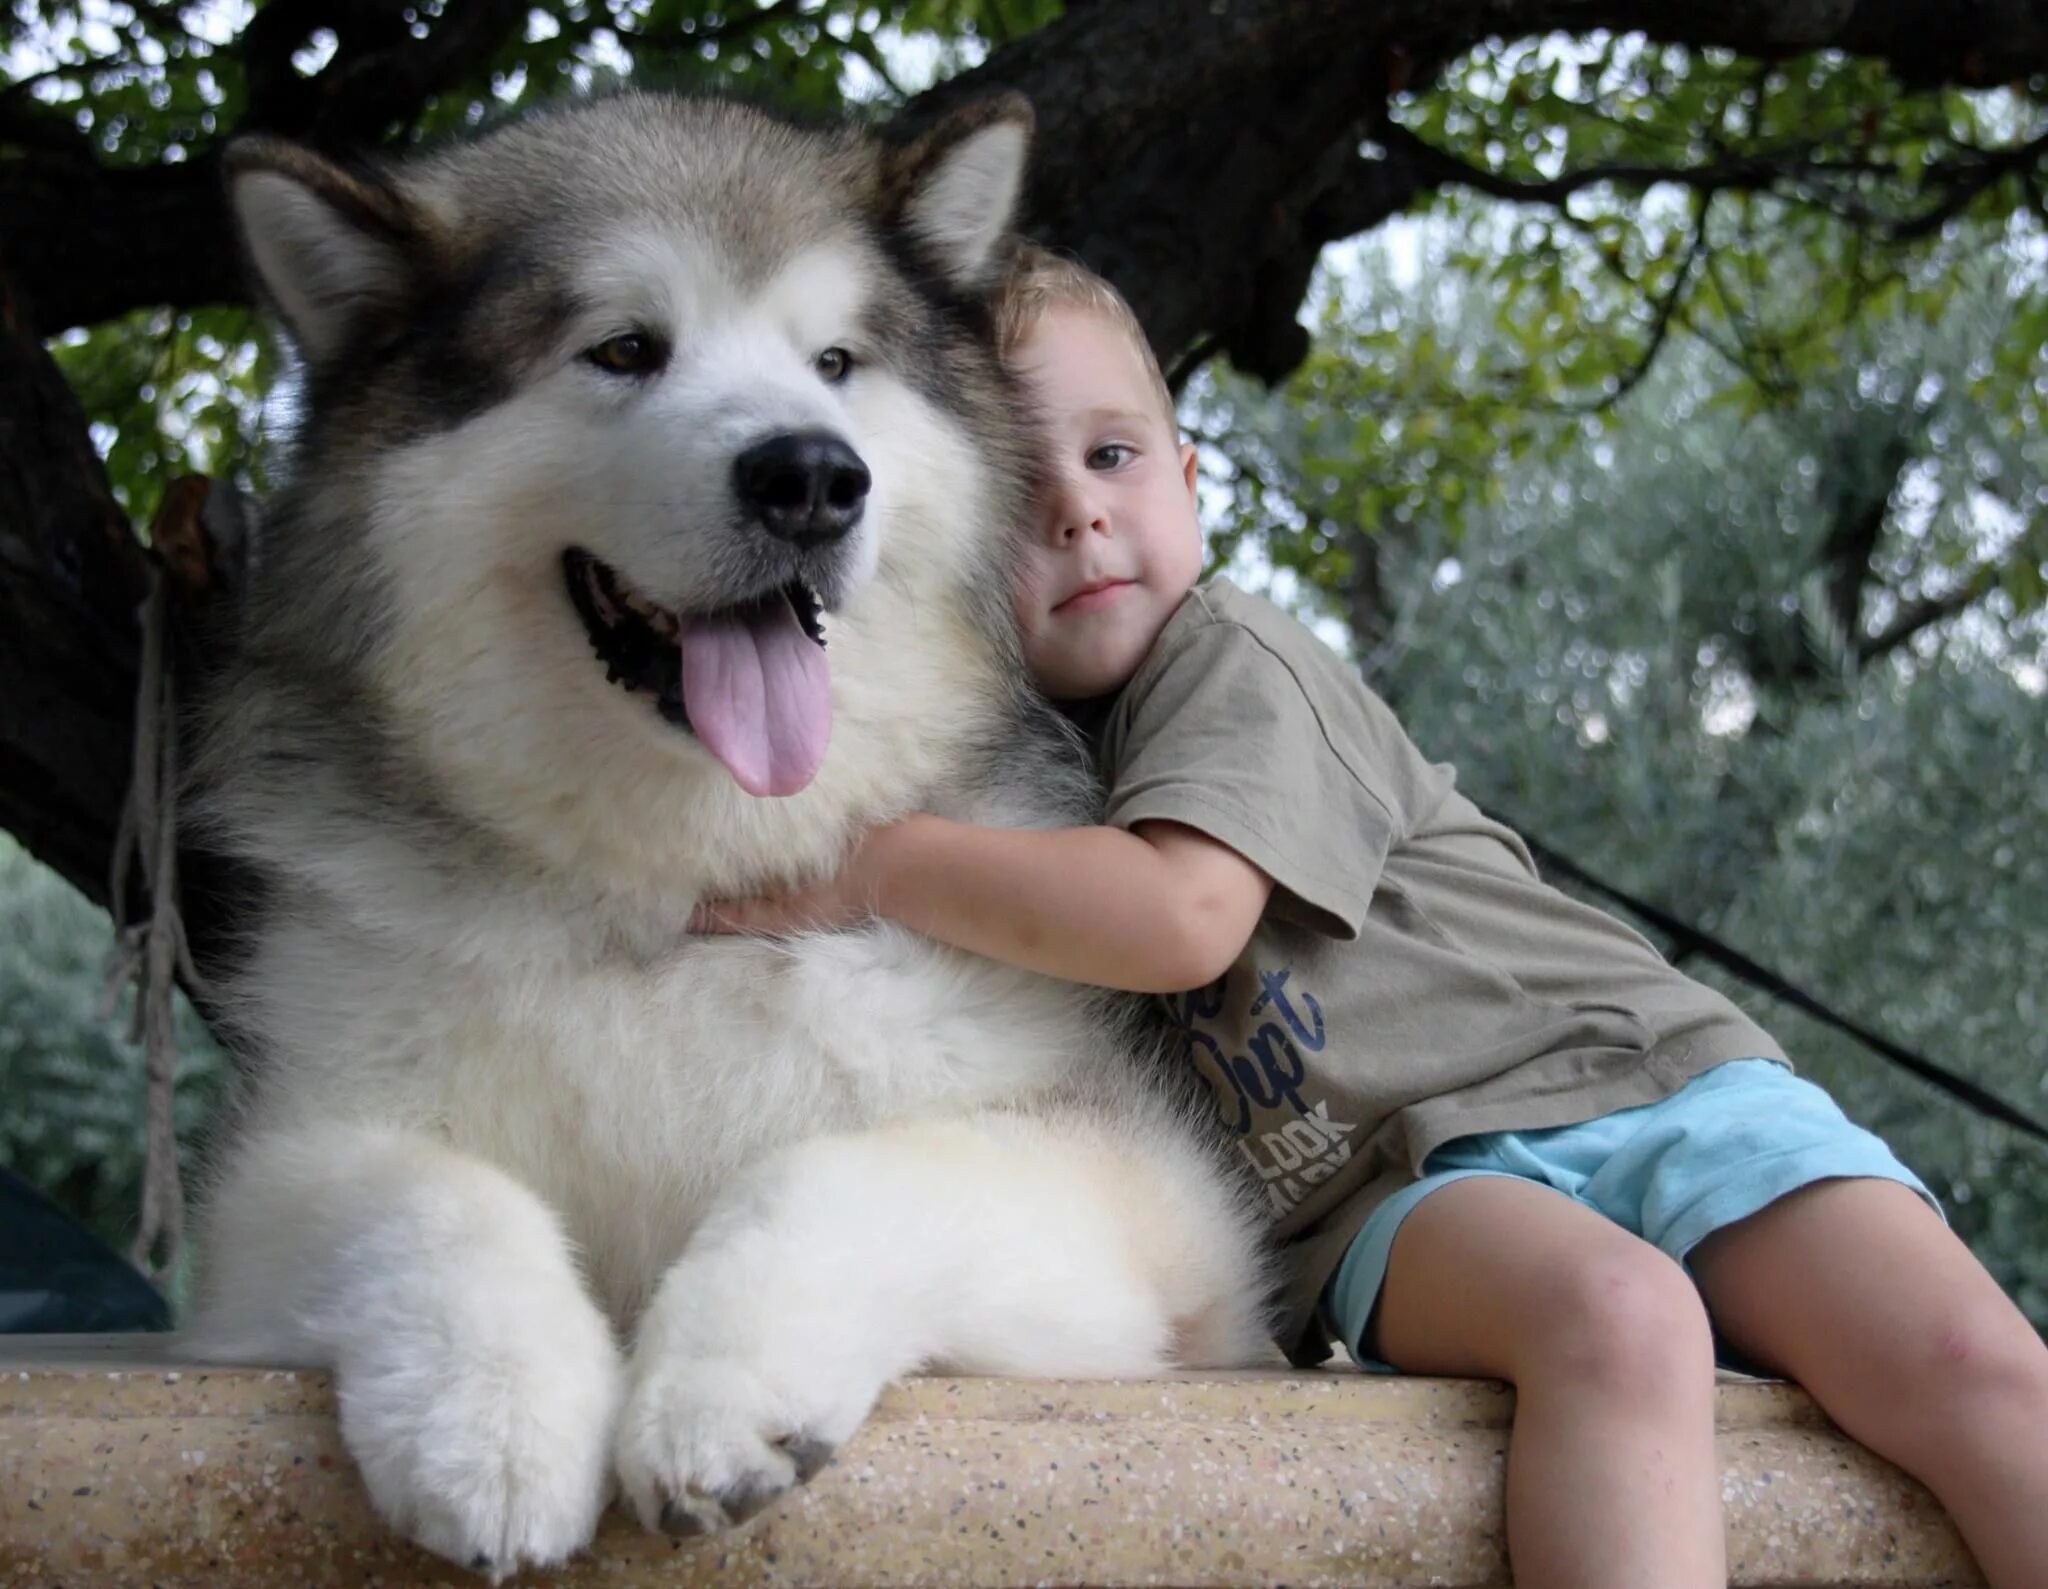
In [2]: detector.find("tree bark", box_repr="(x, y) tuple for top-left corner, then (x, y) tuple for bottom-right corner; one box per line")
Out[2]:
(0, 263), (147, 908)
(5, 0), (2047, 915)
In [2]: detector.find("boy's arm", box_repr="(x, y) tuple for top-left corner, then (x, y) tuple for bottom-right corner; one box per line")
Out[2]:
(697, 814), (1273, 994)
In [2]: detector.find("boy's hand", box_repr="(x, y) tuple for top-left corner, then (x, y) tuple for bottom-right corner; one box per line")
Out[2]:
(691, 876), (869, 937)
(690, 823), (901, 937)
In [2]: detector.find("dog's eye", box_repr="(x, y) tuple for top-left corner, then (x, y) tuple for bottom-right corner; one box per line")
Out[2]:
(586, 333), (667, 376)
(815, 346), (854, 384)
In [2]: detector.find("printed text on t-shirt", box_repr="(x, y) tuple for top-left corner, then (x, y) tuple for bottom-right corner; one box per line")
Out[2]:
(1164, 968), (1361, 1218)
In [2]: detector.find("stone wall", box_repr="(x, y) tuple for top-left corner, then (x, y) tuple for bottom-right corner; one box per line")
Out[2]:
(0, 1336), (1986, 1587)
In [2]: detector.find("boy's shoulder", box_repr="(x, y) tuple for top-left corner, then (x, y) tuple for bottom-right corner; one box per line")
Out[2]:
(1133, 575), (1361, 700)
(1100, 574), (1411, 783)
(1108, 574), (1448, 799)
(1149, 574), (1318, 658)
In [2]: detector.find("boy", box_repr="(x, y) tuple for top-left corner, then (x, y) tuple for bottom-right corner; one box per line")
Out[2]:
(699, 247), (2048, 1587)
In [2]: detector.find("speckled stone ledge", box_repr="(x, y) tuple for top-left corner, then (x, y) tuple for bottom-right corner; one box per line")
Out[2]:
(1, 1335), (1983, 1588)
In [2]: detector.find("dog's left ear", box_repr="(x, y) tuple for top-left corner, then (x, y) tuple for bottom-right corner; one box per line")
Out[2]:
(881, 94), (1034, 290)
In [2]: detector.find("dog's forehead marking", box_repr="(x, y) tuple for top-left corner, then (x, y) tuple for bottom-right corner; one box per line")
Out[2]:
(761, 245), (872, 345)
(412, 100), (875, 304)
(570, 228), (701, 331)
(568, 229), (874, 346)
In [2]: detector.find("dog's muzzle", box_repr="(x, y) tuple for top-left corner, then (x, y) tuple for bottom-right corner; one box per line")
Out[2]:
(563, 427), (877, 798)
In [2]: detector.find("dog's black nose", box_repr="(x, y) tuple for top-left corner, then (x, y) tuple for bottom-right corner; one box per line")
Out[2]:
(734, 431), (870, 548)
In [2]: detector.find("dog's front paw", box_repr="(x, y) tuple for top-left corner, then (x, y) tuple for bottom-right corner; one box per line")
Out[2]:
(335, 1297), (623, 1580)
(613, 1357), (862, 1537)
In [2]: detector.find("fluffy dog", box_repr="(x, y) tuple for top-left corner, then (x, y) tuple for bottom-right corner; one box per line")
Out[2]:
(184, 92), (1270, 1578)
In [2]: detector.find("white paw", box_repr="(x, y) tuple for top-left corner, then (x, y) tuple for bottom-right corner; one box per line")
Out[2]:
(614, 1356), (866, 1536)
(335, 1295), (623, 1580)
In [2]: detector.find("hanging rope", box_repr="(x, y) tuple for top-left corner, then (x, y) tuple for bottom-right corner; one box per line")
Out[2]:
(101, 559), (205, 1282)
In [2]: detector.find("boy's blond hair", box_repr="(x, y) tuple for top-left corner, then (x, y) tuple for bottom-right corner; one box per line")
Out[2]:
(992, 243), (1177, 427)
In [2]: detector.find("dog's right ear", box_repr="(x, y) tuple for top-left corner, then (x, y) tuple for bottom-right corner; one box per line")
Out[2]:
(225, 138), (421, 364)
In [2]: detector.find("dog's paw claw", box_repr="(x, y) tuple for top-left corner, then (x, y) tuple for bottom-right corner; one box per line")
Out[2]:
(616, 1359), (858, 1538)
(723, 1467), (796, 1525)
(782, 1434), (836, 1485)
(649, 1461), (810, 1537)
(657, 1494), (718, 1538)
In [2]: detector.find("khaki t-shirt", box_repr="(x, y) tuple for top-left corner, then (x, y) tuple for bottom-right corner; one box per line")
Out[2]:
(1096, 577), (1785, 1364)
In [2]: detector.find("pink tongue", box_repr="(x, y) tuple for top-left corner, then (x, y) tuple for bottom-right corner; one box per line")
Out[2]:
(679, 595), (831, 797)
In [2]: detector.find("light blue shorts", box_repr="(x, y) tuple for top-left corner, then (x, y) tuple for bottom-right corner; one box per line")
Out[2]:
(1321, 1059), (1941, 1371)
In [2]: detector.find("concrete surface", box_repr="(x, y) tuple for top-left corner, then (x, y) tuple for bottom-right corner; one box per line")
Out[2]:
(0, 1335), (1987, 1587)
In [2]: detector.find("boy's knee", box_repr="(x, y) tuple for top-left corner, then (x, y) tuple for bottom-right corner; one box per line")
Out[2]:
(1894, 1299), (2048, 1417)
(1519, 1248), (1715, 1398)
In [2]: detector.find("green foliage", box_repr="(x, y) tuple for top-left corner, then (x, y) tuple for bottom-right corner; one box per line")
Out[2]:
(6, 0), (244, 165)
(0, 835), (227, 1258)
(1397, 39), (2048, 407)
(51, 306), (278, 513)
(1197, 149), (2048, 660)
(11, 0), (1066, 145)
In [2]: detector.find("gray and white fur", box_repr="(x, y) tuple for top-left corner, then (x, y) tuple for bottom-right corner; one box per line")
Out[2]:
(182, 92), (1272, 1579)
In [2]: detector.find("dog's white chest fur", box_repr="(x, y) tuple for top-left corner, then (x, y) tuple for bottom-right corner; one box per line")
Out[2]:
(251, 919), (1097, 1321)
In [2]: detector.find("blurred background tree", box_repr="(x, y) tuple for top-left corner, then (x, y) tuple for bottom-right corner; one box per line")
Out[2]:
(2, 1), (2043, 1319)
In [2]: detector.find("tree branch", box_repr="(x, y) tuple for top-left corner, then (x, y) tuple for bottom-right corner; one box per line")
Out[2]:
(0, 83), (103, 161)
(1858, 562), (2004, 661)
(1821, 430), (1917, 641)
(10, 0), (2048, 337)
(1378, 114), (2048, 249)
(2, 0), (531, 327)
(615, 0), (814, 60)
(0, 155), (242, 331)
(1890, 129), (2048, 241)
(254, 0), (531, 147)
(1565, 185), (1714, 412)
(1377, 117), (1807, 207)
(238, 0), (413, 137)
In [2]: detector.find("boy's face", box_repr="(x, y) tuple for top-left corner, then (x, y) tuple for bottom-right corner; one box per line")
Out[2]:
(1010, 305), (1203, 701)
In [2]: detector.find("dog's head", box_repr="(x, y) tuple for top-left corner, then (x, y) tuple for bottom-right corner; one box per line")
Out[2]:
(227, 94), (1034, 830)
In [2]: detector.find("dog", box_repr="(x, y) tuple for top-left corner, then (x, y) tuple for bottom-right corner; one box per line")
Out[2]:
(182, 91), (1271, 1579)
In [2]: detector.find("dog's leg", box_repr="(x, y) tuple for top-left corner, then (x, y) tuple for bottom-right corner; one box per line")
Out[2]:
(185, 1123), (623, 1581)
(615, 1110), (1269, 1535)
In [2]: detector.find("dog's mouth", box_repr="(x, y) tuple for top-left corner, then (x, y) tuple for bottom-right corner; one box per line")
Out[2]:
(563, 548), (831, 797)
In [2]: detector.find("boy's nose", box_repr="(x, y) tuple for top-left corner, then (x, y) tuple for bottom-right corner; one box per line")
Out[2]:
(1048, 486), (1107, 545)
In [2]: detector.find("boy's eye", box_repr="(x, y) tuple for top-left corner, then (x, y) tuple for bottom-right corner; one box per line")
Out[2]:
(1087, 443), (1133, 470)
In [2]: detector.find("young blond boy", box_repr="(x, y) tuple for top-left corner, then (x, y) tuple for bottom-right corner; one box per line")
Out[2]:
(701, 247), (2048, 1587)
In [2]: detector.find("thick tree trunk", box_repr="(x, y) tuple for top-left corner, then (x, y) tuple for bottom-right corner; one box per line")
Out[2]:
(4, 0), (2047, 918)
(0, 263), (148, 908)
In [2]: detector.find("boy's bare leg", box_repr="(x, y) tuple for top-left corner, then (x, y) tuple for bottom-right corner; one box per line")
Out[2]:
(1691, 1177), (2048, 1589)
(1373, 1177), (1726, 1589)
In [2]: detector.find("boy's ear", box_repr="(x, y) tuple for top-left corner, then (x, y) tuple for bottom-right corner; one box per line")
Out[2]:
(224, 136), (426, 363)
(880, 94), (1034, 290)
(1180, 442), (1200, 500)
